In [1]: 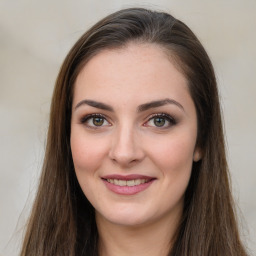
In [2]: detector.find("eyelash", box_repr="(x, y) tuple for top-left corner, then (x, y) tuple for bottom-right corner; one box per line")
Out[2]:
(80, 113), (176, 129)
(144, 113), (176, 128)
(80, 114), (111, 129)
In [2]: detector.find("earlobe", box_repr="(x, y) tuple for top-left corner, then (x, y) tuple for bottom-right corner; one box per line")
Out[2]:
(193, 148), (202, 162)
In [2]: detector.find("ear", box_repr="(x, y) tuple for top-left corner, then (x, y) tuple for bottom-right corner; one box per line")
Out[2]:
(193, 147), (202, 162)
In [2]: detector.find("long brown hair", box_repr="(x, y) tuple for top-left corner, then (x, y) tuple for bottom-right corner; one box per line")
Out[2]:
(21, 8), (248, 256)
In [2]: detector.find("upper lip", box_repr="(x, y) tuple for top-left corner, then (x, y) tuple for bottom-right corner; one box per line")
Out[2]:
(101, 174), (155, 181)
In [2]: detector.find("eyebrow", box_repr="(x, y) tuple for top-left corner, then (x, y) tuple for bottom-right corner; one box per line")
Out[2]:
(75, 99), (114, 111)
(137, 98), (184, 112)
(74, 98), (184, 112)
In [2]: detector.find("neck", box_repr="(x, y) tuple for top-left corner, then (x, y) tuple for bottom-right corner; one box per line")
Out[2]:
(96, 211), (181, 256)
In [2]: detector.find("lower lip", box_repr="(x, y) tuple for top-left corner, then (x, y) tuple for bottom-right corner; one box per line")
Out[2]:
(102, 179), (155, 195)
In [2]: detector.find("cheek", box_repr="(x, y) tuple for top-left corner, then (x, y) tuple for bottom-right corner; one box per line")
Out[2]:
(70, 132), (108, 202)
(147, 133), (195, 177)
(70, 131), (107, 173)
(150, 134), (195, 206)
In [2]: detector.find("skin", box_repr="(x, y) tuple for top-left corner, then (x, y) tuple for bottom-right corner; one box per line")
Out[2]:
(71, 43), (201, 256)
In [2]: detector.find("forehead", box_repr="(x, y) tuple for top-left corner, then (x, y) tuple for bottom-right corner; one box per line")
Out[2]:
(73, 43), (191, 108)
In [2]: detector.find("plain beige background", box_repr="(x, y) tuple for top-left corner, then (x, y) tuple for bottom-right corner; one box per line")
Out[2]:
(0, 1), (255, 255)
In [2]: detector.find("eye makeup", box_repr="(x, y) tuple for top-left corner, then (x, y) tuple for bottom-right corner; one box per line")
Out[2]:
(79, 111), (177, 131)
(80, 113), (111, 129)
(144, 113), (177, 129)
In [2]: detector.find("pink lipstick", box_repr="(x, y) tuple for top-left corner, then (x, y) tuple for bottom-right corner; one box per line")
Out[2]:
(101, 174), (156, 195)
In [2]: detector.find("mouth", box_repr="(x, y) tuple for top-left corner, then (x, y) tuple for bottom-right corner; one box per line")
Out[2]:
(104, 178), (152, 187)
(101, 175), (156, 195)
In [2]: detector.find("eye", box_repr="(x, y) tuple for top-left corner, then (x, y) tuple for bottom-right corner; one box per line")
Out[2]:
(144, 113), (176, 128)
(80, 114), (111, 128)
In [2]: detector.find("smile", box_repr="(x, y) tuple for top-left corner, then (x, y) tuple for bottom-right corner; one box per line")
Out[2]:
(102, 175), (156, 195)
(106, 179), (150, 187)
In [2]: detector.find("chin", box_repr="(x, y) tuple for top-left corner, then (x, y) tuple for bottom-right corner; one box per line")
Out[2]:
(96, 206), (158, 228)
(112, 216), (146, 227)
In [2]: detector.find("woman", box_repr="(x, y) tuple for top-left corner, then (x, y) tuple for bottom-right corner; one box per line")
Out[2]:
(21, 8), (248, 256)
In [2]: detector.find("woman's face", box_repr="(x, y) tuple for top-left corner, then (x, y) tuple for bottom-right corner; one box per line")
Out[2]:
(71, 43), (201, 227)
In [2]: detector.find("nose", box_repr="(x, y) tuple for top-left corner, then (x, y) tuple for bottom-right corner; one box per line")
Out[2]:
(108, 124), (145, 167)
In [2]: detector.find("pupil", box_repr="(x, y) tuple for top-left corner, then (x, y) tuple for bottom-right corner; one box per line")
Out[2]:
(154, 117), (165, 127)
(93, 117), (104, 126)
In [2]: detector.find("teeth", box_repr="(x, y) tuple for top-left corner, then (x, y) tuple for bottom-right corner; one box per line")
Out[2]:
(135, 179), (141, 185)
(127, 180), (135, 186)
(119, 180), (126, 186)
(106, 179), (149, 186)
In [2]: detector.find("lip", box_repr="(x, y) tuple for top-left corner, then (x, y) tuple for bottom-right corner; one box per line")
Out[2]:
(101, 174), (156, 195)
(102, 174), (154, 180)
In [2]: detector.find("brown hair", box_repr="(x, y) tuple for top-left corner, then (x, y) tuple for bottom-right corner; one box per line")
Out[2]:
(21, 8), (248, 256)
